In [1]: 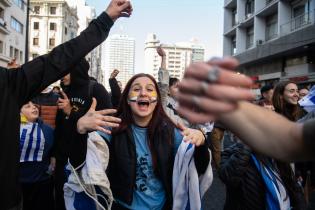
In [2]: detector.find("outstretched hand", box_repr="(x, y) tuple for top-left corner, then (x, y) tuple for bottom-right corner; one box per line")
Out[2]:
(110, 69), (119, 79)
(57, 91), (72, 116)
(77, 98), (121, 134)
(105, 0), (133, 21)
(177, 123), (205, 147)
(176, 57), (255, 124)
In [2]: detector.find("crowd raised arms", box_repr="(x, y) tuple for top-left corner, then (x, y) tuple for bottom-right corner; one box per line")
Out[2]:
(1, 0), (315, 209)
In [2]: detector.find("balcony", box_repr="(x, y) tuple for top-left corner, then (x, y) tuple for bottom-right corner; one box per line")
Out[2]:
(0, 18), (9, 34)
(280, 10), (315, 36)
(224, 0), (236, 9)
(0, 0), (12, 7)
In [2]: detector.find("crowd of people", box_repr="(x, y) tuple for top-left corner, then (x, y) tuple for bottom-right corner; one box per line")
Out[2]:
(1, 0), (315, 210)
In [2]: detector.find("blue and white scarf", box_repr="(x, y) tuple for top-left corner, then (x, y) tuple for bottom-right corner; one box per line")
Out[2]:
(20, 122), (45, 162)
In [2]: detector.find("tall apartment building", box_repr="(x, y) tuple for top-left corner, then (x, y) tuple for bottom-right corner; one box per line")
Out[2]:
(144, 34), (205, 81)
(29, 0), (79, 60)
(102, 34), (135, 89)
(0, 0), (27, 67)
(67, 0), (103, 83)
(223, 0), (315, 87)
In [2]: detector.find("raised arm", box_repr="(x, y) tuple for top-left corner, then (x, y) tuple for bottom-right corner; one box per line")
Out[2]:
(156, 46), (169, 108)
(6, 0), (132, 107)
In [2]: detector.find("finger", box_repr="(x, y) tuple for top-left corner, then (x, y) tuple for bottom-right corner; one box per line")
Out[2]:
(103, 116), (122, 123)
(60, 90), (69, 100)
(96, 109), (118, 116)
(177, 107), (215, 124)
(207, 57), (239, 70)
(103, 122), (120, 128)
(177, 122), (186, 131)
(183, 62), (253, 88)
(179, 78), (255, 102)
(88, 98), (97, 112)
(95, 126), (112, 135)
(119, 1), (132, 12)
(176, 92), (236, 114)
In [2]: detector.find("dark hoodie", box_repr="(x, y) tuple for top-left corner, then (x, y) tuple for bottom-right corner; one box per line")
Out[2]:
(53, 58), (112, 163)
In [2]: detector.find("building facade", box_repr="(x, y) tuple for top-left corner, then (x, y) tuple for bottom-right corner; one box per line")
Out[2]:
(223, 0), (315, 87)
(29, 0), (79, 60)
(144, 34), (205, 81)
(0, 0), (27, 67)
(102, 34), (135, 89)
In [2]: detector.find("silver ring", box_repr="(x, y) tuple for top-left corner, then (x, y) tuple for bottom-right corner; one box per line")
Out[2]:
(207, 66), (220, 83)
(192, 96), (200, 106)
(200, 82), (208, 95)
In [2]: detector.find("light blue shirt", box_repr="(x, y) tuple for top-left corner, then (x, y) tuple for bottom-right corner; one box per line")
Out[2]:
(99, 125), (183, 210)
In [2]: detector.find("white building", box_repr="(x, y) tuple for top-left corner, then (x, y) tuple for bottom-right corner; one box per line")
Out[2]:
(223, 0), (315, 85)
(144, 34), (205, 80)
(66, 0), (103, 83)
(29, 0), (79, 60)
(102, 34), (135, 89)
(0, 0), (27, 67)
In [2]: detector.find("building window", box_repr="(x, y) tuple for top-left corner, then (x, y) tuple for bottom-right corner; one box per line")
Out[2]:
(65, 27), (67, 35)
(0, 40), (3, 54)
(232, 8), (237, 26)
(10, 46), (13, 57)
(246, 26), (254, 49)
(10, 17), (23, 34)
(50, 7), (56, 15)
(49, 38), (55, 47)
(20, 51), (23, 61)
(50, 22), (56, 31)
(291, 0), (311, 30)
(33, 22), (39, 30)
(32, 53), (39, 59)
(14, 48), (19, 60)
(266, 14), (278, 41)
(13, 0), (24, 10)
(231, 35), (236, 55)
(245, 0), (254, 18)
(34, 6), (40, 14)
(0, 7), (4, 19)
(33, 38), (39, 46)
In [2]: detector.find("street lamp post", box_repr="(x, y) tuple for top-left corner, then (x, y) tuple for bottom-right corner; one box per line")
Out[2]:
(24, 0), (30, 62)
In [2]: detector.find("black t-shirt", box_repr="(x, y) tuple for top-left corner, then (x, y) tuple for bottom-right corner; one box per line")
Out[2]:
(303, 119), (315, 158)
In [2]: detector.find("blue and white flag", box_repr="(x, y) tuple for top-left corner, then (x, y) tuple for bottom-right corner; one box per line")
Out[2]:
(20, 122), (45, 162)
(299, 85), (315, 113)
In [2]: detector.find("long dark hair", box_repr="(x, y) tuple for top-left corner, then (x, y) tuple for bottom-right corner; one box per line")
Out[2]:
(272, 81), (302, 121)
(114, 73), (176, 169)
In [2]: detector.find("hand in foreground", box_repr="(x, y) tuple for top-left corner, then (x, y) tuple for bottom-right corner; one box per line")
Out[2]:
(178, 123), (205, 147)
(110, 69), (119, 79)
(176, 57), (254, 124)
(77, 98), (121, 134)
(105, 0), (133, 21)
(57, 91), (72, 116)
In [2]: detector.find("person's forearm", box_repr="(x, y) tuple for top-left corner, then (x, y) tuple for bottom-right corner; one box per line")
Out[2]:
(17, 12), (114, 105)
(219, 101), (305, 161)
(161, 55), (166, 70)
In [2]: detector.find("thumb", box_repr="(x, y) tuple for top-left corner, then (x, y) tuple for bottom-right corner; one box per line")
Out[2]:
(89, 98), (97, 112)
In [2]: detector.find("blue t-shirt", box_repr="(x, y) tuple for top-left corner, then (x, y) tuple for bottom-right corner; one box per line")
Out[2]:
(99, 125), (183, 210)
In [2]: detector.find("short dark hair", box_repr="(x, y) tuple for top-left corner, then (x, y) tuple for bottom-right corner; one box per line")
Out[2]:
(260, 85), (273, 95)
(169, 77), (179, 87)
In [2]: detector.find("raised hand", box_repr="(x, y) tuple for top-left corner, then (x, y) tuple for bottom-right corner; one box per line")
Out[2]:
(105, 0), (133, 21)
(110, 69), (119, 79)
(156, 46), (166, 57)
(177, 123), (205, 147)
(77, 98), (121, 134)
(176, 57), (255, 124)
(57, 91), (72, 116)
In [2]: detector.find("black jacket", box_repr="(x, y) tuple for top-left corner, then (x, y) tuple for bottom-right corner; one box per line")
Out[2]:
(219, 143), (306, 210)
(0, 12), (113, 209)
(109, 78), (121, 108)
(70, 121), (210, 209)
(53, 59), (112, 163)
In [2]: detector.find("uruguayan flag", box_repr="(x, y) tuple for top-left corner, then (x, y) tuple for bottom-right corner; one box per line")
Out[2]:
(20, 122), (45, 162)
(299, 85), (315, 113)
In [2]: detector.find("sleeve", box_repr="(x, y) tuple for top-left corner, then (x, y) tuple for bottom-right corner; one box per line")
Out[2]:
(157, 68), (169, 108)
(109, 78), (121, 108)
(93, 83), (113, 110)
(218, 143), (252, 187)
(69, 130), (88, 169)
(7, 12), (114, 107)
(302, 119), (315, 158)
